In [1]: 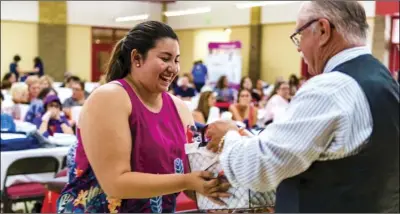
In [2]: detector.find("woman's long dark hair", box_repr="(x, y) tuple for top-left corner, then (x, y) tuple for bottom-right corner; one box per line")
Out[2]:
(196, 91), (213, 121)
(215, 75), (227, 89)
(105, 21), (178, 82)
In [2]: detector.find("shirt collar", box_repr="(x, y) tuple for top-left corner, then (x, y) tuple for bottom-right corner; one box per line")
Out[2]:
(323, 46), (371, 73)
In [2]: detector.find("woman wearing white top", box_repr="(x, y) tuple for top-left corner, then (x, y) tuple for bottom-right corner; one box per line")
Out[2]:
(263, 81), (291, 125)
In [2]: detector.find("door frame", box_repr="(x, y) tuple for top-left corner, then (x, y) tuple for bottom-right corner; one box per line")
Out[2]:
(389, 15), (399, 72)
(91, 43), (113, 82)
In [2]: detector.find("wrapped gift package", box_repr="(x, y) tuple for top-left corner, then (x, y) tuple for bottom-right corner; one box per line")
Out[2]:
(185, 124), (275, 212)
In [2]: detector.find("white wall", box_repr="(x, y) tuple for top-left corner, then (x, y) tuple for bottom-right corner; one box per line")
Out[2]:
(167, 1), (250, 30)
(0, 1), (38, 22)
(67, 1), (162, 28)
(262, 1), (376, 24)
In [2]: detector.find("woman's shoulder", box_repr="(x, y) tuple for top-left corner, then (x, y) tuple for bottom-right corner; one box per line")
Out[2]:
(81, 83), (131, 113)
(167, 93), (193, 127)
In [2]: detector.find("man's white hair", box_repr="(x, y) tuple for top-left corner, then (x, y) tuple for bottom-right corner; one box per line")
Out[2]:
(299, 1), (369, 45)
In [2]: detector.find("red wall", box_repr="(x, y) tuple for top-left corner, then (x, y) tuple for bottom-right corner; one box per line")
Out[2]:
(376, 1), (400, 16)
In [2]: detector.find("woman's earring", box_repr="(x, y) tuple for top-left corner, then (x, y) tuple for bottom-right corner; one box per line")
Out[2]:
(136, 64), (140, 67)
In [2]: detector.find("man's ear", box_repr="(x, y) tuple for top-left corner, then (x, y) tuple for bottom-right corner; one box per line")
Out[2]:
(318, 19), (333, 47)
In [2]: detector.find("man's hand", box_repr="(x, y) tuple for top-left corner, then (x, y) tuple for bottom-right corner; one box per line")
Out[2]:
(206, 120), (239, 153)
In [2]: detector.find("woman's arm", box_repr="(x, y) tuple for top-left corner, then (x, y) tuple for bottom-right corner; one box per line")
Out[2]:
(79, 84), (222, 199)
(192, 110), (206, 124)
(60, 123), (74, 134)
(229, 105), (242, 121)
(252, 107), (258, 127)
(38, 119), (49, 135)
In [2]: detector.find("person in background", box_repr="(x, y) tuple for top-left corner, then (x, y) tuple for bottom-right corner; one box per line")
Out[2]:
(288, 74), (300, 96)
(24, 87), (57, 123)
(240, 76), (262, 104)
(25, 76), (41, 103)
(9, 55), (22, 81)
(62, 80), (87, 119)
(4, 82), (29, 119)
(298, 76), (307, 88)
(1, 73), (17, 90)
(253, 79), (267, 107)
(191, 60), (208, 92)
(214, 75), (236, 103)
(60, 72), (73, 87)
(39, 75), (54, 90)
(229, 88), (258, 129)
(9, 82), (29, 105)
(57, 21), (228, 213)
(63, 76), (81, 88)
(174, 74), (196, 101)
(20, 57), (45, 81)
(168, 75), (179, 94)
(33, 95), (73, 137)
(263, 81), (291, 125)
(32, 57), (44, 77)
(192, 91), (216, 124)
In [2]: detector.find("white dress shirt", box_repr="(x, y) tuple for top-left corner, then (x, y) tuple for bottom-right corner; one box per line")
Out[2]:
(220, 46), (373, 192)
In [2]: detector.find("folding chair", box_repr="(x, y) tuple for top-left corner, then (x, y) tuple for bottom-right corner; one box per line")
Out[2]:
(1, 156), (59, 213)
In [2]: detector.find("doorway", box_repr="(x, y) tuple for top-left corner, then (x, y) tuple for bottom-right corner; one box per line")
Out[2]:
(91, 27), (130, 82)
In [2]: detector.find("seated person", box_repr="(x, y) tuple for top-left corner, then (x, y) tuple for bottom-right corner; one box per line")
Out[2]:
(1, 73), (17, 90)
(25, 76), (41, 103)
(39, 75), (54, 90)
(214, 75), (236, 103)
(63, 80), (88, 119)
(2, 82), (29, 119)
(192, 91), (216, 124)
(240, 76), (262, 103)
(174, 75), (196, 101)
(24, 87), (57, 123)
(229, 88), (258, 129)
(33, 95), (73, 137)
(263, 81), (290, 125)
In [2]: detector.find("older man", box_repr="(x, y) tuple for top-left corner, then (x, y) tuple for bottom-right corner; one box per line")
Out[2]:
(206, 1), (399, 212)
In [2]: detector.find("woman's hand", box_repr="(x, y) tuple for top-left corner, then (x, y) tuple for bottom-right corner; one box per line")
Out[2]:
(185, 171), (231, 205)
(42, 111), (52, 122)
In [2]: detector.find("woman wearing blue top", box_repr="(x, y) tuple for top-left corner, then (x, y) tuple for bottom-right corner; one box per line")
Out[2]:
(9, 55), (21, 81)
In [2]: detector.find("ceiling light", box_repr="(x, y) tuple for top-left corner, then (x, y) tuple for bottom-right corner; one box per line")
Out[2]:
(115, 14), (149, 22)
(164, 7), (211, 17)
(236, 1), (296, 9)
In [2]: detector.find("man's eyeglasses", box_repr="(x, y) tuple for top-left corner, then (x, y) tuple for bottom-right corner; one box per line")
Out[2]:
(290, 18), (335, 47)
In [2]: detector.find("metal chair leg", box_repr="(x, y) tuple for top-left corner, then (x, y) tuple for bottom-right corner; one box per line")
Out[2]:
(24, 201), (29, 213)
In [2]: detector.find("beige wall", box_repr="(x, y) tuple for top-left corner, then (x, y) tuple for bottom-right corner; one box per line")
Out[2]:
(1, 21), (38, 79)
(175, 30), (195, 75)
(66, 25), (91, 81)
(230, 26), (250, 77)
(261, 22), (300, 83)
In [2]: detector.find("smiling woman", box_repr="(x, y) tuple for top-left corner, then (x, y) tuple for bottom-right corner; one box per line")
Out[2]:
(56, 21), (230, 213)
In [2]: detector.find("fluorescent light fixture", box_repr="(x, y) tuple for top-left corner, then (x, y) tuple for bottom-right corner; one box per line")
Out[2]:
(115, 14), (149, 22)
(164, 7), (211, 17)
(236, 1), (296, 9)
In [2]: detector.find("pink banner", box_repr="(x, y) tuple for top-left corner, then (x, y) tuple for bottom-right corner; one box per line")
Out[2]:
(208, 41), (241, 50)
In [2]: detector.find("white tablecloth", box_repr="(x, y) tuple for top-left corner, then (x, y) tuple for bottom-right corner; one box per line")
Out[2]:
(1, 146), (70, 190)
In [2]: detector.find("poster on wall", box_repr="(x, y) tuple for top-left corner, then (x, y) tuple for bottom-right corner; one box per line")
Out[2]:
(205, 41), (242, 86)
